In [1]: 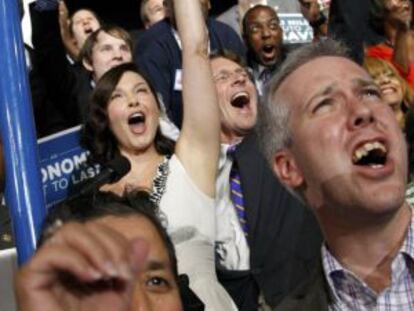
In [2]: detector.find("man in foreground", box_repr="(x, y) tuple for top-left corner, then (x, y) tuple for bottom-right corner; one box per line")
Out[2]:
(15, 192), (185, 311)
(259, 39), (413, 310)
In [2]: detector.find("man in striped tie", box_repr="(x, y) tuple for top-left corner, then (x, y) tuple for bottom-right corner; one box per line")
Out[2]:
(210, 49), (321, 310)
(228, 144), (249, 235)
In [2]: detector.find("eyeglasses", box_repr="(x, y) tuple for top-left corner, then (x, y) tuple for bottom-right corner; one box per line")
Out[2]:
(213, 68), (252, 83)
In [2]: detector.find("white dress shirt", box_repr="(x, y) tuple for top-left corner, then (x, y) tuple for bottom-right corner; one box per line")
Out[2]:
(215, 144), (250, 270)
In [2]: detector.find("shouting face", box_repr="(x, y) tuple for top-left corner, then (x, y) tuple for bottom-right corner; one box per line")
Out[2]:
(211, 56), (258, 144)
(244, 6), (283, 67)
(272, 56), (407, 221)
(107, 71), (160, 155)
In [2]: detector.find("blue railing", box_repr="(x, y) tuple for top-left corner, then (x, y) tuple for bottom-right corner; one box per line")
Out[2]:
(0, 0), (46, 265)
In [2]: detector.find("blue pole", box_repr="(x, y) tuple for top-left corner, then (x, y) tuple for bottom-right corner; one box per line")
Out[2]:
(0, 0), (46, 264)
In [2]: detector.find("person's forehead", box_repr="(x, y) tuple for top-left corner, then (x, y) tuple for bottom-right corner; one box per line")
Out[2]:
(72, 9), (96, 21)
(94, 215), (171, 266)
(247, 6), (278, 23)
(117, 71), (147, 88)
(276, 56), (371, 105)
(96, 31), (126, 45)
(145, 0), (162, 11)
(148, 0), (163, 7)
(211, 57), (242, 73)
(165, 0), (209, 7)
(385, 0), (412, 8)
(95, 215), (164, 247)
(373, 66), (395, 76)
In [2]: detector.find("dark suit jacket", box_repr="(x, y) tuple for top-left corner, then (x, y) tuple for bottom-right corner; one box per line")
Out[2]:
(134, 18), (246, 128)
(217, 133), (322, 310)
(31, 5), (92, 128)
(328, 0), (380, 64)
(26, 44), (68, 137)
(274, 261), (331, 311)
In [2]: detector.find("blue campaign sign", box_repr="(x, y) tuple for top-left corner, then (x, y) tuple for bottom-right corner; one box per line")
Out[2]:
(37, 126), (100, 208)
(279, 13), (313, 44)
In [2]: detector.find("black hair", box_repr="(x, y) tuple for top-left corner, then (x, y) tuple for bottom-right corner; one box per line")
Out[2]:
(41, 190), (179, 280)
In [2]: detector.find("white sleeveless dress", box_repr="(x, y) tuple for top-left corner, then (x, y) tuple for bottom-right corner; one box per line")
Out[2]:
(157, 155), (237, 311)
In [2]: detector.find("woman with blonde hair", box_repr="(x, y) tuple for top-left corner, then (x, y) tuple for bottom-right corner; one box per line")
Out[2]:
(364, 56), (414, 128)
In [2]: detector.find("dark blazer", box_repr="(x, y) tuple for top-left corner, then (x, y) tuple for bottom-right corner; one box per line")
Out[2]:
(217, 133), (323, 310)
(274, 261), (331, 311)
(134, 18), (246, 128)
(31, 5), (92, 128)
(26, 44), (69, 137)
(328, 0), (380, 64)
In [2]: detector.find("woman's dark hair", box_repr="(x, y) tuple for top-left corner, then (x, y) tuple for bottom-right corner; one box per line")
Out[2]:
(81, 62), (174, 165)
(41, 190), (179, 280)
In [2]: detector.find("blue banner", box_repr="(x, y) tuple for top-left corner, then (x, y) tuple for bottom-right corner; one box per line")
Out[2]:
(38, 126), (100, 208)
(279, 13), (313, 44)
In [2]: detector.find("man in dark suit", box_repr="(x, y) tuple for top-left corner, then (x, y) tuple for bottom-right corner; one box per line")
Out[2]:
(134, 0), (246, 129)
(210, 50), (322, 310)
(259, 39), (413, 310)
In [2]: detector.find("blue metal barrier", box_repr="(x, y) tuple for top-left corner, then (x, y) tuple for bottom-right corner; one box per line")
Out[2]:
(0, 0), (46, 264)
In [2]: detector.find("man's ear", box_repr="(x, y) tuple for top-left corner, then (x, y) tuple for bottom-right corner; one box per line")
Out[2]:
(272, 150), (304, 188)
(82, 58), (93, 72)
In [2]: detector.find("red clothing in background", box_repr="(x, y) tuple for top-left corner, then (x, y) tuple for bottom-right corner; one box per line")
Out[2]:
(366, 43), (414, 90)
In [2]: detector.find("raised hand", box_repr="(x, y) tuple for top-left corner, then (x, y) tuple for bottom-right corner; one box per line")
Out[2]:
(15, 221), (149, 311)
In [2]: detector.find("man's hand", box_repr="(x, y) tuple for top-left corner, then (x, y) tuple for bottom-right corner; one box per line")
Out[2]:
(15, 222), (149, 311)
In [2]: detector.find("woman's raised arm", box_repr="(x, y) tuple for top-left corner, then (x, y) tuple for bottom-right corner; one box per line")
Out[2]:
(174, 0), (220, 197)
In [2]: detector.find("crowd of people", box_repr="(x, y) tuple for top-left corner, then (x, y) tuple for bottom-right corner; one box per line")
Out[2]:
(2, 0), (414, 310)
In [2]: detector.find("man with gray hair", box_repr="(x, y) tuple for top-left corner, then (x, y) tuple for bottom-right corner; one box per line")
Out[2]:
(259, 39), (414, 310)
